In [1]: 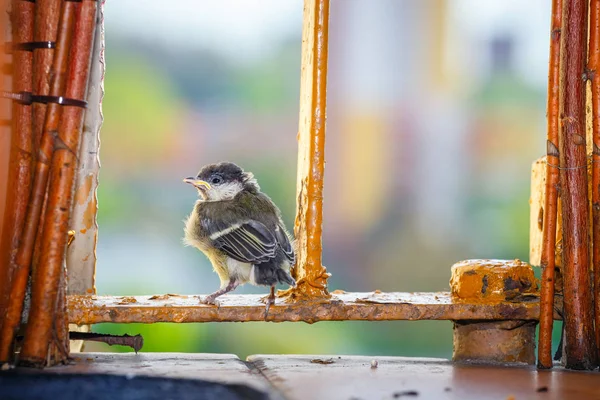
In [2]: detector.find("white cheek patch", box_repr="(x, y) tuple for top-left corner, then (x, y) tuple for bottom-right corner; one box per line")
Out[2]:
(211, 182), (243, 201)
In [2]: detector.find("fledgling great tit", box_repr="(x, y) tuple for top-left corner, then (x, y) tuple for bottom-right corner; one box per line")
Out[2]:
(183, 162), (296, 311)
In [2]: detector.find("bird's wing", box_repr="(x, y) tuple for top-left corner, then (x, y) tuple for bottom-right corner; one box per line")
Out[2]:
(274, 224), (295, 264)
(209, 220), (277, 264)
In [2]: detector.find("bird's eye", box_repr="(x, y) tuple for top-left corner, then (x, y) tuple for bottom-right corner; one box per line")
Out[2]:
(211, 177), (222, 184)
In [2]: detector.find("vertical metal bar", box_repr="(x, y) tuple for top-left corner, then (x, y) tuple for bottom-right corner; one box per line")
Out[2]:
(67, 0), (103, 297)
(0, 0), (34, 361)
(538, 0), (563, 370)
(20, 0), (97, 367)
(558, 0), (598, 370)
(589, 0), (600, 362)
(0, 0), (14, 347)
(292, 0), (331, 298)
(0, 0), (66, 364)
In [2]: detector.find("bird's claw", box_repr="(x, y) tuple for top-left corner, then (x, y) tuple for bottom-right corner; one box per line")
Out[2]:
(199, 296), (221, 307)
(264, 293), (275, 320)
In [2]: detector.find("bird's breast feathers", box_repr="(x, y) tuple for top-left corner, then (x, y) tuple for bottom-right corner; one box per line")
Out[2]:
(183, 207), (210, 251)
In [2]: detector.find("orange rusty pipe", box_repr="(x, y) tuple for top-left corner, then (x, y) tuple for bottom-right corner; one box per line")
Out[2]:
(291, 0), (331, 299)
(0, 0), (34, 354)
(20, 0), (97, 367)
(538, 0), (562, 370)
(590, 0), (600, 362)
(31, 0), (63, 149)
(0, 0), (68, 363)
(558, 0), (598, 370)
(29, 0), (65, 283)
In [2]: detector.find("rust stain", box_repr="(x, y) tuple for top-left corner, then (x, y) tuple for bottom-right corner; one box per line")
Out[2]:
(75, 174), (93, 206)
(116, 296), (137, 305)
(81, 196), (97, 230)
(80, 228), (87, 234)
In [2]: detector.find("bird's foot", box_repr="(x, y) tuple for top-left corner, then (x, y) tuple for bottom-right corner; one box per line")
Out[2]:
(263, 286), (276, 320)
(264, 296), (275, 314)
(198, 295), (221, 307)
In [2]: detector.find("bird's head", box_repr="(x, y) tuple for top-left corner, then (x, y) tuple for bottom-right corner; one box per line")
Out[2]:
(183, 162), (259, 201)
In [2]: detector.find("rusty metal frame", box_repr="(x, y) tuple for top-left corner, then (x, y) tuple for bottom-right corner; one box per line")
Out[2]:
(67, 292), (560, 325)
(64, 0), (551, 346)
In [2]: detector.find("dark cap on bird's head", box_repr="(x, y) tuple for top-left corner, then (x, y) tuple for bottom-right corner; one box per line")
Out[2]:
(183, 162), (258, 201)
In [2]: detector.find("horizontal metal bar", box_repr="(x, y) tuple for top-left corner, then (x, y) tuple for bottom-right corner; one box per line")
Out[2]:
(67, 291), (560, 325)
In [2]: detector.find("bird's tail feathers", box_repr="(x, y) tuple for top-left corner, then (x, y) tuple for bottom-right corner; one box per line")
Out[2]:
(276, 269), (296, 287)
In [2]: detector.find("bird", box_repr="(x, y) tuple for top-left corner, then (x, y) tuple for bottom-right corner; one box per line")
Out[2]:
(183, 162), (296, 313)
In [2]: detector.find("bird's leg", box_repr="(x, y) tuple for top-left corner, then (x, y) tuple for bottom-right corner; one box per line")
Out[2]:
(201, 280), (239, 306)
(264, 285), (276, 319)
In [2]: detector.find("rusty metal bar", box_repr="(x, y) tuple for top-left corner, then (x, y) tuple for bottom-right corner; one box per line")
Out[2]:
(20, 0), (98, 367)
(558, 0), (598, 370)
(31, 0), (62, 147)
(0, 0), (12, 342)
(0, 0), (35, 285)
(291, 0), (331, 299)
(0, 0), (34, 350)
(66, 292), (559, 325)
(66, 0), (103, 296)
(538, 0), (563, 370)
(590, 0), (600, 362)
(0, 0), (73, 363)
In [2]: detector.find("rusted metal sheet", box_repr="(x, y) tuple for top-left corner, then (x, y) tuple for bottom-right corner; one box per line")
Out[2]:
(66, 291), (559, 325)
(66, 0), (103, 296)
(291, 0), (331, 299)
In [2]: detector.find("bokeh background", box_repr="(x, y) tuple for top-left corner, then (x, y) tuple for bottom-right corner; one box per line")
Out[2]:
(87, 0), (560, 358)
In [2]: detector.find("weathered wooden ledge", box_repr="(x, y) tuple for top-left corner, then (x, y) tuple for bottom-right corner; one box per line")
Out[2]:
(67, 291), (560, 325)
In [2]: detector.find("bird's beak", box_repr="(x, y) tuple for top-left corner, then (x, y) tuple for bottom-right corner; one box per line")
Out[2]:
(183, 177), (211, 190)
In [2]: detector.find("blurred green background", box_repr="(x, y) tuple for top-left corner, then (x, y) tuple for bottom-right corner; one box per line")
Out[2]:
(88, 0), (560, 359)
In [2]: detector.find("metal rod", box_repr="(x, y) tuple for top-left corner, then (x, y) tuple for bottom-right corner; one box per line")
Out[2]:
(538, 0), (563, 370)
(291, 0), (331, 299)
(590, 0), (600, 363)
(66, 1), (103, 296)
(66, 292), (558, 325)
(558, 0), (598, 370)
(0, 0), (67, 364)
(20, 0), (97, 367)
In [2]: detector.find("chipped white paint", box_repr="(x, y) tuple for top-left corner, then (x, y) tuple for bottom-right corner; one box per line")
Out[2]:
(67, 1), (104, 353)
(67, 1), (104, 297)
